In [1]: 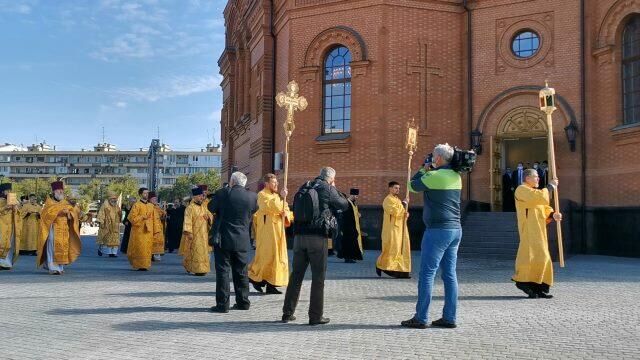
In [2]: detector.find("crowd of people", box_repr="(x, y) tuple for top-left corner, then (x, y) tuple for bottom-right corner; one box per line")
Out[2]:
(502, 160), (549, 212)
(0, 143), (562, 328)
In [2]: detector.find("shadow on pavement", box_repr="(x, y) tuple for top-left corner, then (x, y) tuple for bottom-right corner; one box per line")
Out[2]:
(112, 320), (395, 333)
(47, 306), (211, 315)
(368, 295), (525, 302)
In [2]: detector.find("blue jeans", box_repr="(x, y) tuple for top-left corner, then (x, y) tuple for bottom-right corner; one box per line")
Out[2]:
(414, 228), (462, 324)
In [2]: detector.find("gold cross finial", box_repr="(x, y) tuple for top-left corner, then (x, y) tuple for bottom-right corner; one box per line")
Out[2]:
(276, 80), (308, 138)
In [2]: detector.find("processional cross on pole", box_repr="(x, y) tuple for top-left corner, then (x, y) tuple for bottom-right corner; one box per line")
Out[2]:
(275, 80), (308, 198)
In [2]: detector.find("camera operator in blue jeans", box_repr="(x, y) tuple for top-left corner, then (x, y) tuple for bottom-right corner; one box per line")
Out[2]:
(401, 143), (462, 329)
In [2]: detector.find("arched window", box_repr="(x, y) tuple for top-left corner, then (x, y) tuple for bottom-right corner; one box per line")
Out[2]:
(622, 16), (640, 125)
(323, 46), (352, 134)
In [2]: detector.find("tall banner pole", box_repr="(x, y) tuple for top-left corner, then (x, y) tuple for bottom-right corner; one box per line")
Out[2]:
(539, 81), (565, 268)
(403, 119), (419, 255)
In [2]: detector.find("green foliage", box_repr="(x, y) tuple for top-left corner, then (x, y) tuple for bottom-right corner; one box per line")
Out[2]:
(158, 169), (221, 202)
(107, 175), (139, 200)
(2, 177), (71, 202)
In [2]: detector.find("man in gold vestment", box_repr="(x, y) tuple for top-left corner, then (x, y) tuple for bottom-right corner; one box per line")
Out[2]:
(37, 181), (81, 275)
(0, 183), (23, 270)
(20, 194), (40, 256)
(180, 187), (213, 276)
(512, 169), (562, 299)
(97, 191), (122, 258)
(376, 181), (411, 278)
(127, 188), (156, 271)
(248, 173), (292, 294)
(149, 192), (165, 262)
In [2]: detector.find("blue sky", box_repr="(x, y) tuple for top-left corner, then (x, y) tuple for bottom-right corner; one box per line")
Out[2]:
(0, 0), (226, 150)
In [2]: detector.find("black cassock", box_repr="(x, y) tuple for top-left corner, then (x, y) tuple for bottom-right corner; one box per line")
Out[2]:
(166, 205), (186, 252)
(120, 207), (132, 253)
(336, 200), (363, 261)
(502, 173), (516, 212)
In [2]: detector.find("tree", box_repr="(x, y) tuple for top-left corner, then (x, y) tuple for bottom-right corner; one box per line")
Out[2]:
(157, 169), (222, 202)
(107, 175), (139, 200)
(78, 179), (105, 201)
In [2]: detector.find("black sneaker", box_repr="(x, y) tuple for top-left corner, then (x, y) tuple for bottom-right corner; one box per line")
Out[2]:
(250, 280), (264, 293)
(431, 318), (457, 329)
(537, 292), (553, 299)
(210, 306), (229, 313)
(265, 285), (282, 295)
(309, 317), (330, 325)
(401, 318), (427, 329)
(232, 304), (250, 311)
(281, 314), (296, 323)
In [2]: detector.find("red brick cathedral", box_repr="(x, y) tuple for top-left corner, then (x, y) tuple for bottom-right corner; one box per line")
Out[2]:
(219, 0), (640, 257)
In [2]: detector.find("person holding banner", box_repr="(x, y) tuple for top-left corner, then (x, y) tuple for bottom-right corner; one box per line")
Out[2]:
(512, 169), (561, 299)
(376, 182), (411, 279)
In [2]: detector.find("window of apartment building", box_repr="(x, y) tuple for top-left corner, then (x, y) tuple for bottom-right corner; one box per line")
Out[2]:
(84, 168), (90, 174)
(37, 156), (45, 162)
(323, 46), (352, 134)
(26, 157), (33, 163)
(622, 15), (640, 125)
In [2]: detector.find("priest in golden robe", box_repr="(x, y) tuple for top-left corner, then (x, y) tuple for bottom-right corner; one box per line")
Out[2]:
(180, 187), (213, 276)
(512, 169), (562, 299)
(0, 183), (23, 270)
(376, 181), (411, 278)
(248, 173), (292, 294)
(149, 191), (166, 262)
(20, 194), (41, 256)
(37, 181), (81, 275)
(96, 191), (122, 258)
(127, 187), (156, 271)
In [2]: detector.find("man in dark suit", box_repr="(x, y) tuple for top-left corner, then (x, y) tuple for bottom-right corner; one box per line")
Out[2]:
(208, 171), (258, 313)
(512, 162), (525, 187)
(502, 167), (515, 212)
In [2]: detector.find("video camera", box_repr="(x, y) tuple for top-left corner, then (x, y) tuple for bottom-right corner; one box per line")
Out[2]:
(425, 147), (477, 173)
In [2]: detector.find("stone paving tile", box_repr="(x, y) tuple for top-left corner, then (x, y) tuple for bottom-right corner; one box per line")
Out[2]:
(1, 236), (639, 359)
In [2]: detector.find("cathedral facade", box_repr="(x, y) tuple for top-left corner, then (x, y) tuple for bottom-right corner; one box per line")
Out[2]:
(219, 0), (640, 257)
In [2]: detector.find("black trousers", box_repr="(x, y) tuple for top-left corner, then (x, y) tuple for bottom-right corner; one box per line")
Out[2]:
(213, 248), (250, 309)
(283, 234), (328, 321)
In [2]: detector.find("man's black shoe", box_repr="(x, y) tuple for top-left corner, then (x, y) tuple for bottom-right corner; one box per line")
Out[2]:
(194, 273), (206, 276)
(210, 306), (229, 313)
(250, 280), (264, 293)
(526, 289), (538, 299)
(537, 292), (553, 299)
(232, 304), (250, 311)
(401, 318), (427, 329)
(431, 318), (457, 329)
(97, 248), (103, 256)
(376, 267), (382, 277)
(265, 285), (282, 295)
(345, 259), (356, 264)
(0, 266), (10, 271)
(137, 268), (148, 271)
(108, 254), (117, 258)
(281, 314), (296, 323)
(309, 317), (330, 325)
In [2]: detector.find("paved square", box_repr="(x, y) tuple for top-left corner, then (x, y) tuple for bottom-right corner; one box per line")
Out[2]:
(1, 236), (639, 359)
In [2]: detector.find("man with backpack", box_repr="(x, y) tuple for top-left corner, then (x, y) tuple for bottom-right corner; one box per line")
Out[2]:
(282, 167), (349, 325)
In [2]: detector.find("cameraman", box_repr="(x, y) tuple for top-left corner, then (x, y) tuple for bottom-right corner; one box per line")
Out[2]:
(401, 143), (462, 329)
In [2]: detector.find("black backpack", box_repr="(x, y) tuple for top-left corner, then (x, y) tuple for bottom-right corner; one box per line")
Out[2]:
(293, 181), (320, 224)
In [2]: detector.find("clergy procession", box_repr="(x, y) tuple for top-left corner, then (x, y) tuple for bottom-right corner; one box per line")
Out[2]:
(0, 82), (565, 330)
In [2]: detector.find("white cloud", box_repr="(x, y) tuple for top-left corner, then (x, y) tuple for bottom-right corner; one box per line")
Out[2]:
(0, 0), (35, 14)
(115, 101), (127, 108)
(112, 74), (220, 102)
(91, 33), (154, 61)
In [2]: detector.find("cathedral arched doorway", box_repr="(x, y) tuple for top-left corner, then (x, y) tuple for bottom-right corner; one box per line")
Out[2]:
(489, 106), (548, 211)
